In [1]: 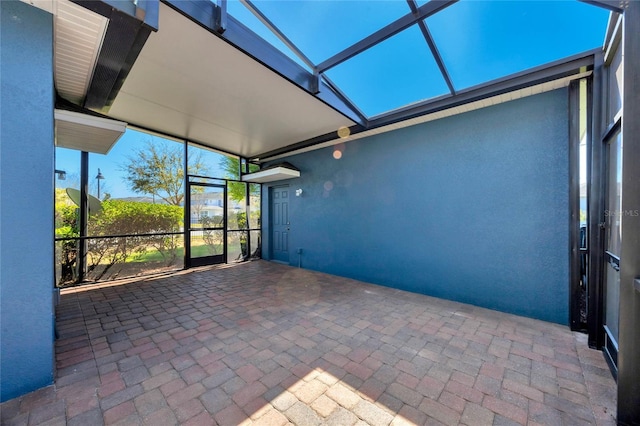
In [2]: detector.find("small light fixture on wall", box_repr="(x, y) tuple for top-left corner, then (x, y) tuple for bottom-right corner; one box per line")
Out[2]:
(295, 188), (303, 197)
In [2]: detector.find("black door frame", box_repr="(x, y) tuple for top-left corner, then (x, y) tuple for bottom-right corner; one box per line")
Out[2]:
(601, 117), (622, 377)
(185, 181), (227, 268)
(585, 32), (623, 378)
(587, 54), (606, 351)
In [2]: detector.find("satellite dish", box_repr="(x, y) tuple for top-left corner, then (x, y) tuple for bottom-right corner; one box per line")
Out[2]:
(65, 188), (103, 215)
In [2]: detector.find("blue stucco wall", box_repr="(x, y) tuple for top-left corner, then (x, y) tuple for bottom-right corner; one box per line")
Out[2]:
(0, 0), (55, 402)
(263, 89), (570, 324)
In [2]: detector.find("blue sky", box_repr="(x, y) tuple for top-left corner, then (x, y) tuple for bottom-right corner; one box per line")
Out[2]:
(229, 0), (610, 116)
(56, 130), (172, 199)
(55, 130), (227, 200)
(56, 1), (610, 199)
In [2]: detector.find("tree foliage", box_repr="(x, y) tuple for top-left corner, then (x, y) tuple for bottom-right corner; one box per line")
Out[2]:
(86, 200), (183, 280)
(121, 140), (207, 205)
(55, 199), (183, 284)
(55, 198), (80, 283)
(219, 156), (260, 202)
(88, 200), (182, 236)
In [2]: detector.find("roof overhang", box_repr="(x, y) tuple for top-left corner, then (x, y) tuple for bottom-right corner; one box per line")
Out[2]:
(26, 0), (157, 113)
(241, 165), (301, 183)
(55, 109), (127, 154)
(36, 0), (607, 163)
(105, 1), (356, 158)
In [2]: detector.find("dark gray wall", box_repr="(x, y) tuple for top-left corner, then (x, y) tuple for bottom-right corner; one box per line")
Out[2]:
(0, 0), (55, 402)
(263, 89), (570, 324)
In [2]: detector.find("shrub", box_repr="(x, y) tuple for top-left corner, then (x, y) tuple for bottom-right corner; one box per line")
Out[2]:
(87, 200), (183, 280)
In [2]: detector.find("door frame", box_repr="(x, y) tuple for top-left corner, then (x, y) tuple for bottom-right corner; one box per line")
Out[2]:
(587, 55), (607, 351)
(586, 35), (623, 379)
(269, 184), (290, 264)
(185, 181), (227, 268)
(601, 118), (622, 377)
(569, 79), (586, 331)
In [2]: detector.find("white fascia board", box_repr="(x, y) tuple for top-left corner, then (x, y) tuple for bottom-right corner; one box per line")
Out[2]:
(241, 167), (300, 183)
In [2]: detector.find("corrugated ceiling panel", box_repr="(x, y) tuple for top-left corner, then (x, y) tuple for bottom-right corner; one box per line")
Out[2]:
(54, 0), (108, 104)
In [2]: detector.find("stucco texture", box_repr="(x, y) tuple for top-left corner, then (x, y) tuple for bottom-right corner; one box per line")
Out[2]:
(264, 89), (570, 324)
(1, 0), (55, 402)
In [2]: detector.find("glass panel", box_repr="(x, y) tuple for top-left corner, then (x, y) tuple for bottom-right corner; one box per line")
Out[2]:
(85, 234), (183, 282)
(55, 239), (79, 287)
(189, 176), (225, 186)
(242, 160), (260, 175)
(606, 131), (622, 255)
(604, 129), (622, 348)
(227, 183), (247, 231)
(90, 130), (185, 208)
(579, 79), (588, 227)
(578, 79), (588, 325)
(55, 147), (81, 195)
(238, 1), (410, 65)
(250, 230), (261, 259)
(607, 45), (623, 125)
(249, 183), (261, 229)
(56, 132), (189, 286)
(189, 182), (225, 264)
(191, 185), (224, 228)
(55, 147), (81, 286)
(427, 1), (609, 90)
(605, 262), (620, 342)
(88, 199), (183, 237)
(226, 1), (313, 71)
(325, 25), (449, 117)
(219, 154), (241, 180)
(187, 143), (225, 178)
(86, 129), (186, 287)
(227, 230), (248, 262)
(190, 229), (223, 258)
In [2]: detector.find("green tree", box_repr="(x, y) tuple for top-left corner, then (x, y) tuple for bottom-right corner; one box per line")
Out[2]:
(122, 139), (207, 205)
(219, 156), (262, 260)
(219, 156), (260, 202)
(55, 193), (80, 284)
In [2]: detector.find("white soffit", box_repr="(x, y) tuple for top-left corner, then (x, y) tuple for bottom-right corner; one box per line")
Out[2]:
(55, 110), (127, 154)
(241, 167), (301, 183)
(53, 0), (108, 104)
(107, 2), (354, 158)
(261, 72), (592, 163)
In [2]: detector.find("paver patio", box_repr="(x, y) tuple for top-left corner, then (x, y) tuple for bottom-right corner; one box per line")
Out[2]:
(1, 260), (617, 425)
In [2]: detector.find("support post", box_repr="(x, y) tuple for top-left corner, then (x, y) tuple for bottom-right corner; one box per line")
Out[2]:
(78, 151), (89, 282)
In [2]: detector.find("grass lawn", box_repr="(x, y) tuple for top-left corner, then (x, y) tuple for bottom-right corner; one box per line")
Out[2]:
(129, 243), (222, 263)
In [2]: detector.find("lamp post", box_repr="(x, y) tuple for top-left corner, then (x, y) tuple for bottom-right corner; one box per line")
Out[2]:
(95, 168), (105, 199)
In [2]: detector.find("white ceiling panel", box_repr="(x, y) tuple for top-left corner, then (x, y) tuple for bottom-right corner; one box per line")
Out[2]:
(53, 0), (108, 104)
(107, 2), (354, 158)
(55, 110), (126, 154)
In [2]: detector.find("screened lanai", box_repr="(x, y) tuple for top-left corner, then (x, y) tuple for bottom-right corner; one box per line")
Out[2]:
(50, 0), (611, 160)
(47, 0), (611, 298)
(2, 0), (640, 423)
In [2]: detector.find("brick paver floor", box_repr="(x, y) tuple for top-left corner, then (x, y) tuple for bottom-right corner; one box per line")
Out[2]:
(1, 260), (617, 425)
